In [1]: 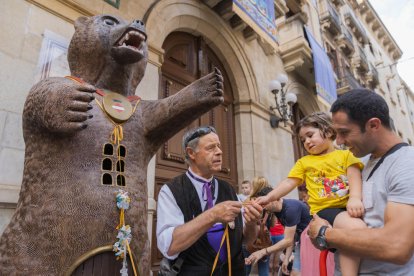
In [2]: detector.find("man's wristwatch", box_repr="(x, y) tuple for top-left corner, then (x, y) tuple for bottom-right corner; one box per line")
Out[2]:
(315, 225), (330, 250)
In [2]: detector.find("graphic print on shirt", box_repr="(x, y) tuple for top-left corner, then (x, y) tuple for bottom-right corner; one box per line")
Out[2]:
(309, 165), (349, 198)
(317, 174), (349, 198)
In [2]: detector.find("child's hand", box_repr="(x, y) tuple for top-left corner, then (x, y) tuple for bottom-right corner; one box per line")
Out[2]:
(254, 195), (271, 207)
(346, 197), (364, 218)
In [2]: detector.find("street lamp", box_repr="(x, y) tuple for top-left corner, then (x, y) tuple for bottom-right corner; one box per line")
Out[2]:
(269, 74), (297, 128)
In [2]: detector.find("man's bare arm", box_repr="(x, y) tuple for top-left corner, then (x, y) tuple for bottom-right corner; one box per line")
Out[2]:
(168, 200), (241, 256)
(325, 202), (414, 264)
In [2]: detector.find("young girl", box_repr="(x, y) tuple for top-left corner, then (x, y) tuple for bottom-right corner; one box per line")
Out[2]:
(257, 112), (366, 276)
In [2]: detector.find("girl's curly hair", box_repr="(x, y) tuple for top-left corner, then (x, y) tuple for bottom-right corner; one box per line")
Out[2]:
(295, 112), (336, 140)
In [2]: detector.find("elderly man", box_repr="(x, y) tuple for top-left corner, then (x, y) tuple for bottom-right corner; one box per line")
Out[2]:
(157, 126), (262, 275)
(309, 89), (414, 275)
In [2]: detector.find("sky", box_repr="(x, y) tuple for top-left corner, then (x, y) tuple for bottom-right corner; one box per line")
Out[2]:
(369, 0), (414, 91)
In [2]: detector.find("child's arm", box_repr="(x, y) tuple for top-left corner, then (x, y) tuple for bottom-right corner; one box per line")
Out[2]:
(346, 164), (364, 218)
(256, 177), (302, 205)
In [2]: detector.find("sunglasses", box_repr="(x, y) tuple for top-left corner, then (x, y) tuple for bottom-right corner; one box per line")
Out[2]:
(184, 126), (217, 148)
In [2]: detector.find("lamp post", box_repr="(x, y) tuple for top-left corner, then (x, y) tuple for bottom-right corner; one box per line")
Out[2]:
(269, 74), (297, 128)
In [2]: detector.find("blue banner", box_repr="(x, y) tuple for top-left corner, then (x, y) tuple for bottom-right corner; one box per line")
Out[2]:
(304, 27), (337, 105)
(233, 0), (277, 44)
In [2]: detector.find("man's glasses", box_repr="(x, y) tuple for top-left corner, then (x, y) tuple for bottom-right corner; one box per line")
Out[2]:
(184, 126), (217, 148)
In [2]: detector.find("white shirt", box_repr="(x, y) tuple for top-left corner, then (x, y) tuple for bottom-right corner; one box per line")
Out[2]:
(237, 194), (248, 202)
(156, 168), (219, 259)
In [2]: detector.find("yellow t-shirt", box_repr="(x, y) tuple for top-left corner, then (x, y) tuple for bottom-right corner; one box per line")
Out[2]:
(288, 150), (363, 214)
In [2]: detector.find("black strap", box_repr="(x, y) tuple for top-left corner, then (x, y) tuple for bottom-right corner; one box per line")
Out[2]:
(366, 143), (409, 181)
(171, 255), (186, 274)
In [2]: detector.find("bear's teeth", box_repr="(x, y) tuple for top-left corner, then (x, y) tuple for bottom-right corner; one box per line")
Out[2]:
(125, 33), (130, 41)
(123, 42), (127, 47)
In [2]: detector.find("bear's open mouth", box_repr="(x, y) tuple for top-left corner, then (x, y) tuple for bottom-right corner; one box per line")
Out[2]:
(115, 28), (147, 52)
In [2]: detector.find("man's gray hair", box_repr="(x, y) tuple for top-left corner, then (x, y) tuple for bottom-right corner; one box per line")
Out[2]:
(182, 126), (217, 163)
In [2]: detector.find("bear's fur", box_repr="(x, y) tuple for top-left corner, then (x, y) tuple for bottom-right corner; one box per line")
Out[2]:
(0, 15), (223, 275)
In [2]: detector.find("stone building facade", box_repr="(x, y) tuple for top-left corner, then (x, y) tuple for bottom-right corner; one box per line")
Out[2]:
(0, 0), (413, 273)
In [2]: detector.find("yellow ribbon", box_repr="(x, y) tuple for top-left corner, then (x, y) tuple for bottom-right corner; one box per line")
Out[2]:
(126, 239), (138, 276)
(111, 125), (124, 145)
(116, 209), (125, 230)
(210, 224), (231, 276)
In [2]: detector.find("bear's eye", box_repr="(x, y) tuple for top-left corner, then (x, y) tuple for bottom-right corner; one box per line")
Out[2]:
(103, 17), (118, 26)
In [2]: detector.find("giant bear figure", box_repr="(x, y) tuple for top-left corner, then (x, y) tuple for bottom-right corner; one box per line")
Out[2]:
(0, 15), (223, 275)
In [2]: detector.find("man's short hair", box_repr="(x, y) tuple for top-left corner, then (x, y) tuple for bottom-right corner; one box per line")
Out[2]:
(330, 89), (391, 131)
(182, 126), (217, 162)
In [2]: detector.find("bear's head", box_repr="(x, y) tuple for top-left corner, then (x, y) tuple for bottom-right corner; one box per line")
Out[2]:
(68, 15), (148, 94)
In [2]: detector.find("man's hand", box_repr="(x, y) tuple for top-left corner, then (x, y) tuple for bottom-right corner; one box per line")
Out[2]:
(245, 248), (266, 266)
(243, 201), (263, 225)
(347, 197), (365, 218)
(308, 214), (331, 249)
(209, 201), (242, 223)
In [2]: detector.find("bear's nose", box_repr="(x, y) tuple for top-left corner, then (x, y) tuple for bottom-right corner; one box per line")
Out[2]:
(133, 20), (145, 27)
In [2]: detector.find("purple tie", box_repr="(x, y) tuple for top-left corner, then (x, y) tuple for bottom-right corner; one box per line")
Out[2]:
(204, 181), (214, 210)
(187, 171), (215, 210)
(187, 171), (226, 262)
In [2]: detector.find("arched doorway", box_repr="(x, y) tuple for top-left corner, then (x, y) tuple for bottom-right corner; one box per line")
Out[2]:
(70, 249), (133, 276)
(150, 31), (238, 273)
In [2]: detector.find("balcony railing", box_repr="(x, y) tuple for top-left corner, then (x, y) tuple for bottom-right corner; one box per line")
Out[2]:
(366, 63), (379, 88)
(277, 13), (315, 85)
(342, 25), (353, 43)
(352, 45), (369, 72)
(344, 11), (368, 44)
(336, 25), (354, 56)
(320, 0), (341, 35)
(337, 68), (362, 94)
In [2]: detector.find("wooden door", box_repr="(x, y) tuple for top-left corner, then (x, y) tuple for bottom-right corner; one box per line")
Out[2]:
(71, 251), (133, 276)
(150, 32), (237, 273)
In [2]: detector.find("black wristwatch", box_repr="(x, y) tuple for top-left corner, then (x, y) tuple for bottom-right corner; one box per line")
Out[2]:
(316, 225), (330, 250)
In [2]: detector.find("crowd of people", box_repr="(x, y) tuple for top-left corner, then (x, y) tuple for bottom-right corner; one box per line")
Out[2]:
(156, 89), (414, 276)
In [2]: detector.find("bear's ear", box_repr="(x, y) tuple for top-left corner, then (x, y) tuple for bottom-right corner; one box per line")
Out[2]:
(74, 16), (88, 30)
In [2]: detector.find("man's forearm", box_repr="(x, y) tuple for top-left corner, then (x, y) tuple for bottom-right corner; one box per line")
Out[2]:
(168, 210), (216, 256)
(326, 227), (410, 264)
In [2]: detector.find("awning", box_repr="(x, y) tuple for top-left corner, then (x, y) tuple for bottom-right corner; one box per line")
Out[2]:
(233, 0), (277, 46)
(304, 27), (337, 105)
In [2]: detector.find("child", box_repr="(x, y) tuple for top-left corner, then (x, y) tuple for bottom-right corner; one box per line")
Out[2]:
(256, 112), (366, 276)
(238, 179), (252, 202)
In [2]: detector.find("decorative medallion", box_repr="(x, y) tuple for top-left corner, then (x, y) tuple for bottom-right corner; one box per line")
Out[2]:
(102, 92), (133, 124)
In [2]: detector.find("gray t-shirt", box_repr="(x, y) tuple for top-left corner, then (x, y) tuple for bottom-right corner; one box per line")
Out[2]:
(359, 146), (414, 275)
